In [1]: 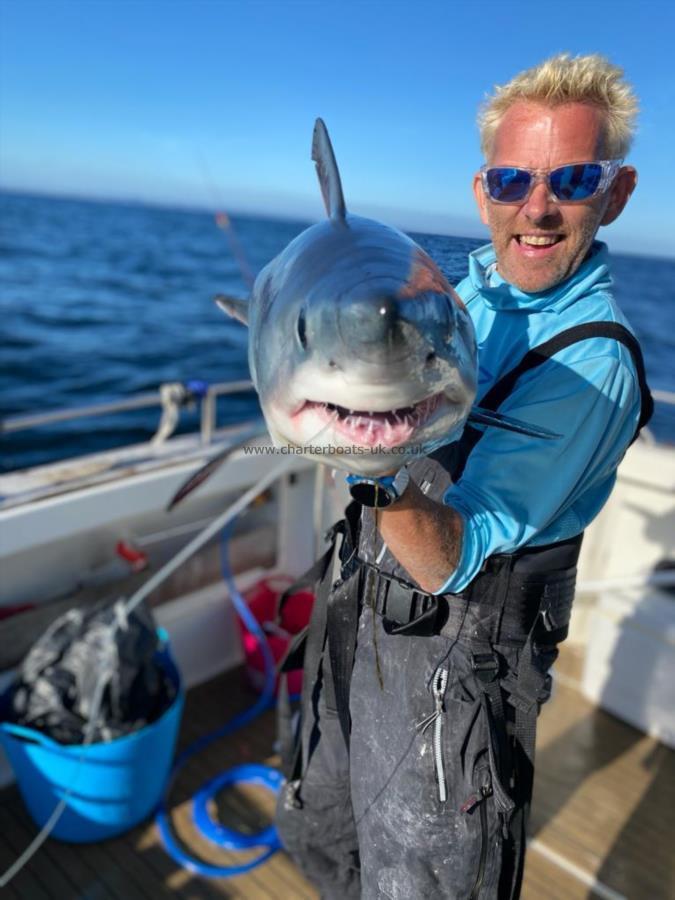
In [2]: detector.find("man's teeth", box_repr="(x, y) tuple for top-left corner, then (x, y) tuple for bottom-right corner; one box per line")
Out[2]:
(519, 235), (560, 246)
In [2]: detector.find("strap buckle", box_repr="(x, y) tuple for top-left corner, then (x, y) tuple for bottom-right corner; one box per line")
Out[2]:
(471, 652), (500, 683)
(509, 688), (539, 715)
(364, 568), (439, 636)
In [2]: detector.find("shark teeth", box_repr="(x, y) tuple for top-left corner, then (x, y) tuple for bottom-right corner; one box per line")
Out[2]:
(318, 394), (441, 426)
(296, 394), (447, 449)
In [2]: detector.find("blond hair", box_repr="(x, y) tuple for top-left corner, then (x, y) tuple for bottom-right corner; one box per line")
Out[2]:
(479, 53), (638, 160)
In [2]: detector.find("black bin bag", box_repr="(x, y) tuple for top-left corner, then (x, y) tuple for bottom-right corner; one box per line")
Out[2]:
(5, 598), (176, 744)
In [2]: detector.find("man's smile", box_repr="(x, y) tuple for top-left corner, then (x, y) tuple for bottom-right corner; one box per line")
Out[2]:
(513, 232), (565, 258)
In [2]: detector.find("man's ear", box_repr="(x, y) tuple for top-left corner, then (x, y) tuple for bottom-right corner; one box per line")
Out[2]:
(601, 166), (638, 226)
(473, 171), (489, 225)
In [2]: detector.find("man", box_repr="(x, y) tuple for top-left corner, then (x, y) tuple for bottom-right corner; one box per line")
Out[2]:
(276, 54), (652, 899)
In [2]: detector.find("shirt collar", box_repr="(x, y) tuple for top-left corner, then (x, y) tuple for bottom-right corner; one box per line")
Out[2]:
(468, 240), (613, 313)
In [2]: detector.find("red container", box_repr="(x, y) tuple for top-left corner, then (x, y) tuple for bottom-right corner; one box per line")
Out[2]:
(239, 576), (315, 696)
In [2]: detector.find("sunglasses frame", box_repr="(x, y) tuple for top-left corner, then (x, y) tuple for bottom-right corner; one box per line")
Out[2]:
(480, 159), (624, 205)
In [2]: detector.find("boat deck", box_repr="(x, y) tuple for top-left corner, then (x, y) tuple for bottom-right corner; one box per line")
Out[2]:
(1, 645), (673, 899)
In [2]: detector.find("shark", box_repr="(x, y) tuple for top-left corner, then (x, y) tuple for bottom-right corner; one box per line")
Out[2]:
(169, 119), (556, 508)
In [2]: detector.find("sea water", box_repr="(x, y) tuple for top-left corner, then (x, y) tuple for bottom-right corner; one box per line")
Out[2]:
(1, 191), (673, 472)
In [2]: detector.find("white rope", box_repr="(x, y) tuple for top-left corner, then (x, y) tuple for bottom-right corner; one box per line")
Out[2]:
(151, 383), (188, 446)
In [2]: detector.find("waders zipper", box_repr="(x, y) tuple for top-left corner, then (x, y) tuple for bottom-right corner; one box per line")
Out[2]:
(461, 778), (493, 900)
(416, 667), (448, 803)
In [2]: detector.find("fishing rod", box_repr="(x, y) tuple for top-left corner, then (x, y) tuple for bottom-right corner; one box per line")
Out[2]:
(195, 149), (256, 289)
(215, 211), (255, 290)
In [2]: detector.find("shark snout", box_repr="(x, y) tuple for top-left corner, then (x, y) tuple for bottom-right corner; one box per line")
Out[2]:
(300, 291), (454, 370)
(338, 295), (403, 353)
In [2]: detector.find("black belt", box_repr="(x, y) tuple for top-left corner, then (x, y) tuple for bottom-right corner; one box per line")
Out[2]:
(361, 565), (445, 636)
(359, 561), (571, 647)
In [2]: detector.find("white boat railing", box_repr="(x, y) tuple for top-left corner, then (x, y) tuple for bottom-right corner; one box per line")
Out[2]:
(652, 389), (675, 404)
(198, 381), (255, 444)
(0, 379), (257, 446)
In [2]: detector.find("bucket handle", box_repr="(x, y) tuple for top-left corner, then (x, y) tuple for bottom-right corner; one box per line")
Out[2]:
(0, 722), (61, 748)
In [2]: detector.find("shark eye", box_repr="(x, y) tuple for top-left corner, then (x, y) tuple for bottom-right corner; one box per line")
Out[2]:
(297, 309), (308, 349)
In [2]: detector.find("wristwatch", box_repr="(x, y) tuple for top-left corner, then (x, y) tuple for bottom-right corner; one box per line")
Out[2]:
(346, 466), (410, 508)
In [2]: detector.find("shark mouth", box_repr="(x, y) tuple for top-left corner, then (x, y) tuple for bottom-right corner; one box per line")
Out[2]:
(298, 393), (443, 447)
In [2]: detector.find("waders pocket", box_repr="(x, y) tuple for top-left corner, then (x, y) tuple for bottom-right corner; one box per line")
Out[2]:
(461, 762), (494, 900)
(428, 648), (517, 897)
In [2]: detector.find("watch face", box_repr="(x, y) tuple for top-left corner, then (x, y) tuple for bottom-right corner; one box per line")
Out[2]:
(348, 481), (395, 508)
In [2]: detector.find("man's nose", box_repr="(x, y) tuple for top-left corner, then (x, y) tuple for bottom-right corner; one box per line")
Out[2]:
(522, 179), (558, 222)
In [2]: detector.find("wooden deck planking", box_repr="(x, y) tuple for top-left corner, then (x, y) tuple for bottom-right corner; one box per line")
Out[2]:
(522, 849), (590, 900)
(0, 804), (79, 900)
(1, 646), (673, 899)
(0, 807), (44, 900)
(162, 712), (314, 898)
(531, 675), (675, 899)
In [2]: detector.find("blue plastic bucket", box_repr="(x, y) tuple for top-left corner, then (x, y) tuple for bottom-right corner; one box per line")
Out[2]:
(0, 629), (184, 843)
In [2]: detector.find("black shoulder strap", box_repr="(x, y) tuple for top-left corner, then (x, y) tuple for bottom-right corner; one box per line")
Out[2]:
(449, 322), (653, 481)
(276, 521), (345, 780)
(480, 322), (653, 433)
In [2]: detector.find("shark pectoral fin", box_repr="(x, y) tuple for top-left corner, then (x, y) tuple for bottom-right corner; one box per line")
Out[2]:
(214, 293), (250, 326)
(312, 118), (347, 223)
(468, 407), (562, 440)
(167, 422), (267, 510)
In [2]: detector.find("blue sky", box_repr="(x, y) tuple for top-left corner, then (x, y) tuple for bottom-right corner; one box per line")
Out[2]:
(1, 0), (674, 256)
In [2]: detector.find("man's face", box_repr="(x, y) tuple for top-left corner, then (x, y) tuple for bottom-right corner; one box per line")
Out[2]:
(472, 101), (637, 293)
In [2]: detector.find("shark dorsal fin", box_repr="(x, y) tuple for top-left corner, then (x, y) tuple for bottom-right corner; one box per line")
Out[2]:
(312, 118), (347, 223)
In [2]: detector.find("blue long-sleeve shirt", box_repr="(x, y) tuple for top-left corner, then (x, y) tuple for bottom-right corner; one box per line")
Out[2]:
(435, 240), (641, 594)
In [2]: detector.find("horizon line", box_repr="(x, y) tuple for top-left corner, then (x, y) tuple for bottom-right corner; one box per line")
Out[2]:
(1, 183), (672, 263)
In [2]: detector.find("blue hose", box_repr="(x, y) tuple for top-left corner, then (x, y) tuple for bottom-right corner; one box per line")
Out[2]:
(155, 524), (284, 876)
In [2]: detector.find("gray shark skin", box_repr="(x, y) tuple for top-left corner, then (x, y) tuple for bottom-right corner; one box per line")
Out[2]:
(218, 119), (480, 476)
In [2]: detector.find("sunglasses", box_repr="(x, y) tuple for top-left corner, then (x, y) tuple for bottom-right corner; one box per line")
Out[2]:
(481, 159), (623, 204)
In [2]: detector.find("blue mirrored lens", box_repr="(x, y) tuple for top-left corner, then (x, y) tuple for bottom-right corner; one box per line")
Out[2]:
(550, 163), (602, 201)
(486, 168), (531, 202)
